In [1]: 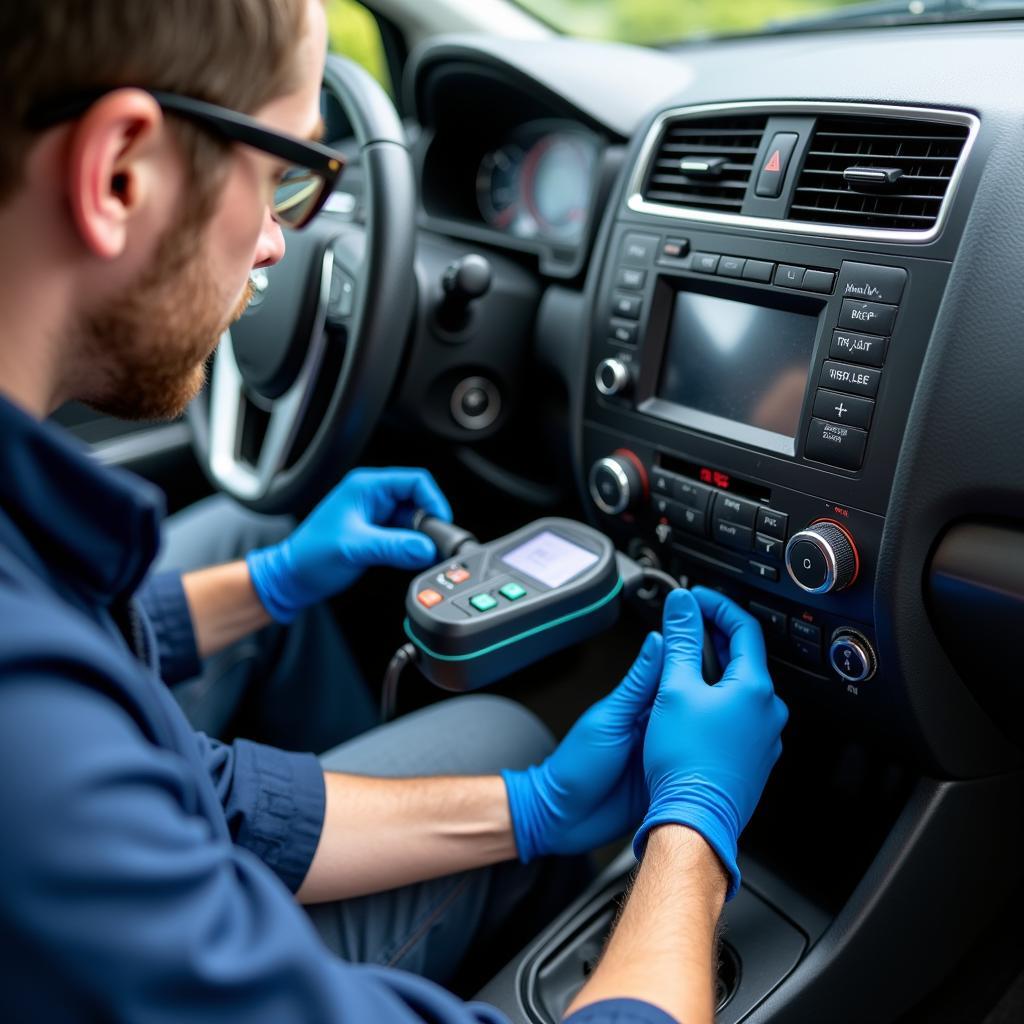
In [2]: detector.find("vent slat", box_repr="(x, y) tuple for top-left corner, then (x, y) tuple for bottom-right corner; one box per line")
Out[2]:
(645, 191), (750, 209)
(641, 115), (768, 214)
(790, 114), (968, 232)
(658, 143), (762, 156)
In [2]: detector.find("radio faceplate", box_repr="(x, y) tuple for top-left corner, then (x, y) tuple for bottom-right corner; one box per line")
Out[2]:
(582, 221), (953, 712)
(586, 223), (951, 517)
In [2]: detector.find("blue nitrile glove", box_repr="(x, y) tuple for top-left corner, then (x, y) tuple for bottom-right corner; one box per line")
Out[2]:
(502, 632), (664, 862)
(634, 587), (788, 901)
(246, 467), (452, 623)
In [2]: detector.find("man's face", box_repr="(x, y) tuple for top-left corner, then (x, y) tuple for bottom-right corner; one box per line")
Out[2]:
(80, 0), (328, 421)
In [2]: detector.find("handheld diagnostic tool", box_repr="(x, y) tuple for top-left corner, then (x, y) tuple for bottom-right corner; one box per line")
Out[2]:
(404, 517), (621, 690)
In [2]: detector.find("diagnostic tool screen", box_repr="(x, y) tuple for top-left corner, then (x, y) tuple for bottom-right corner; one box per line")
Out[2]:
(658, 290), (818, 442)
(502, 531), (599, 588)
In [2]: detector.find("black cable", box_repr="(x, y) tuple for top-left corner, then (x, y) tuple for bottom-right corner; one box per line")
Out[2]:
(380, 642), (417, 723)
(627, 566), (722, 683)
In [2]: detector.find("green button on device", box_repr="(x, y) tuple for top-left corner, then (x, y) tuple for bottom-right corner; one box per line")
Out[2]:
(470, 593), (499, 612)
(500, 582), (527, 601)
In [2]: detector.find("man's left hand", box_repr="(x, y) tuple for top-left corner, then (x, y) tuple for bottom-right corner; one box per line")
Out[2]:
(501, 632), (664, 862)
(246, 467), (452, 623)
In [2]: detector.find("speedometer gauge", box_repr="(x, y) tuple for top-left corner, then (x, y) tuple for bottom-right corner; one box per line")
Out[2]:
(476, 144), (525, 231)
(521, 134), (598, 241)
(476, 121), (600, 245)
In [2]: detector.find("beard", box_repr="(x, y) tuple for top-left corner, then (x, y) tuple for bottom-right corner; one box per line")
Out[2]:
(79, 219), (254, 422)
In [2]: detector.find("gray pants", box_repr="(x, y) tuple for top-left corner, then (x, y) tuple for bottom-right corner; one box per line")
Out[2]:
(159, 496), (575, 986)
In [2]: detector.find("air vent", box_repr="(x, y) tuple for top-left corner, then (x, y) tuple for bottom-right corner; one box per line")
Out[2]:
(641, 115), (768, 214)
(791, 115), (969, 231)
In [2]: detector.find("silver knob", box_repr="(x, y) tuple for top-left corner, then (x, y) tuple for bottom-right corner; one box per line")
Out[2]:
(784, 520), (859, 594)
(595, 358), (631, 397)
(829, 630), (877, 683)
(588, 453), (644, 515)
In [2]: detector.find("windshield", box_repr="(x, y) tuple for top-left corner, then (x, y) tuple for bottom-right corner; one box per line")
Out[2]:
(513, 0), (1024, 45)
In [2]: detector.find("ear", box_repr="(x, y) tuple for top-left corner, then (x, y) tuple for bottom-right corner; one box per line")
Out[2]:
(64, 89), (166, 260)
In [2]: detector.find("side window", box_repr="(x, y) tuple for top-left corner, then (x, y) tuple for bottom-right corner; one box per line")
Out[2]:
(324, 0), (394, 97)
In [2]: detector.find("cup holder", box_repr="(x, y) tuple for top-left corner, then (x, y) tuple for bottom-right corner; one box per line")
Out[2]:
(523, 889), (740, 1022)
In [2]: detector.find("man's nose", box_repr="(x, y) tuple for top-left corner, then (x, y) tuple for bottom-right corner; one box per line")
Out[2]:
(253, 208), (286, 269)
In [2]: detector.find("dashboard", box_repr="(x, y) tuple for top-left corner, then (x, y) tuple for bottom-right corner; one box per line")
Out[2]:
(402, 22), (1024, 781)
(393, 24), (1024, 1024)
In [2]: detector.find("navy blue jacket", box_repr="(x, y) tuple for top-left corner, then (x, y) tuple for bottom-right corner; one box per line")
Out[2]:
(0, 393), (673, 1024)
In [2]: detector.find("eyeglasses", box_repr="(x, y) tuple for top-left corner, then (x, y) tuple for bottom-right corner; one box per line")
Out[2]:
(27, 88), (346, 229)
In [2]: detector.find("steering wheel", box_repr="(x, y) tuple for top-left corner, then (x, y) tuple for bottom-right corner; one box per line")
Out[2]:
(189, 55), (416, 514)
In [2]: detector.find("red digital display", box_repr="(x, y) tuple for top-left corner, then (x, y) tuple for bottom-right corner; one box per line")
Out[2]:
(699, 467), (731, 490)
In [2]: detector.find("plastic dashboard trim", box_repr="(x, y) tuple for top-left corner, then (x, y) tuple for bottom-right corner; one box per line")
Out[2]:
(625, 100), (980, 245)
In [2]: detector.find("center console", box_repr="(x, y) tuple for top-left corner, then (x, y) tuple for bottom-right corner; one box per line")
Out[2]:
(583, 219), (951, 716)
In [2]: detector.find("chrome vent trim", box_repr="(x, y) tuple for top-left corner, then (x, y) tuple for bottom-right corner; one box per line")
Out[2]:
(626, 101), (980, 244)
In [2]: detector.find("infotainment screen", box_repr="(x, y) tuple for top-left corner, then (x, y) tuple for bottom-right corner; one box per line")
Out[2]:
(653, 290), (819, 455)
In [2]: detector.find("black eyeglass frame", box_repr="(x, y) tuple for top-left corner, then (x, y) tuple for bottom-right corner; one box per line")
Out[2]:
(27, 87), (346, 228)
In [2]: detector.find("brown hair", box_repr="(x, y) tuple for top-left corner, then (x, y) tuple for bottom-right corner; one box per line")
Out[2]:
(0, 0), (309, 208)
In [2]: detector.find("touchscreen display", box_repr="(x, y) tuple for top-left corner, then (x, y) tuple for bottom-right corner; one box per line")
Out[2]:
(502, 531), (599, 588)
(657, 291), (818, 443)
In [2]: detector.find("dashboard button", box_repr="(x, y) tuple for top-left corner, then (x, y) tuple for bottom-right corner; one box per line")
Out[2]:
(676, 478), (712, 513)
(813, 388), (874, 430)
(749, 560), (780, 582)
(651, 468), (675, 498)
(609, 320), (638, 346)
(755, 533), (784, 560)
(668, 502), (707, 537)
(718, 256), (746, 278)
(621, 233), (658, 266)
(661, 237), (690, 259)
(820, 360), (881, 398)
(755, 132), (799, 198)
(652, 495), (672, 519)
(742, 260), (774, 283)
(774, 264), (806, 288)
(756, 507), (789, 540)
(790, 618), (822, 645)
(749, 602), (787, 637)
(617, 267), (646, 290)
(838, 262), (907, 305)
(692, 252), (720, 274)
(792, 638), (822, 666)
(713, 493), (758, 528)
(838, 298), (898, 335)
(802, 269), (835, 294)
(417, 589), (443, 609)
(830, 329), (887, 367)
(805, 417), (869, 470)
(611, 292), (642, 319)
(713, 519), (754, 552)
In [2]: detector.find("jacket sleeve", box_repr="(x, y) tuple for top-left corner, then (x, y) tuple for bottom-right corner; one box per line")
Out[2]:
(196, 731), (326, 893)
(0, 673), (510, 1024)
(565, 998), (680, 1024)
(136, 570), (201, 684)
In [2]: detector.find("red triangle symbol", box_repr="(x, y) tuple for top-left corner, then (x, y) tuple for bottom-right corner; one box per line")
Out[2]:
(764, 150), (781, 173)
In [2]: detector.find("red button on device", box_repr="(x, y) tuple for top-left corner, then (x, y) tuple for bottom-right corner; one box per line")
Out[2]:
(417, 589), (443, 608)
(445, 567), (470, 584)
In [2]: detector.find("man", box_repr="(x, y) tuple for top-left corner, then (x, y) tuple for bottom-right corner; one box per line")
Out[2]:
(0, 2), (789, 1023)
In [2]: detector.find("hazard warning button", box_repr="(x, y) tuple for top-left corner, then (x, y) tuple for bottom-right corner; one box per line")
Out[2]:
(755, 132), (800, 199)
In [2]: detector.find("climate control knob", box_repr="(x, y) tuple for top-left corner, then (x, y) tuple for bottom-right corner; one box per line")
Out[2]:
(594, 358), (632, 397)
(588, 450), (646, 516)
(830, 630), (877, 683)
(784, 520), (859, 594)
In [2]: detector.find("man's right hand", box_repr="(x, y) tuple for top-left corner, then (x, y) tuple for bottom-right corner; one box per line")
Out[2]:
(634, 587), (788, 900)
